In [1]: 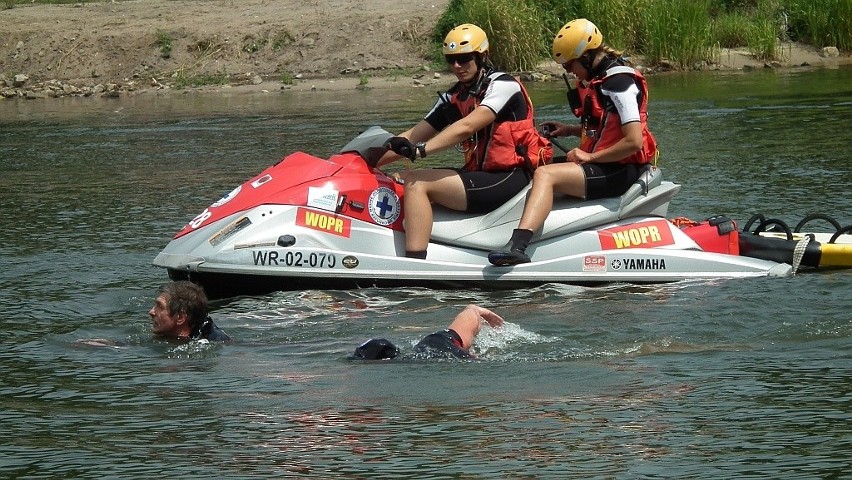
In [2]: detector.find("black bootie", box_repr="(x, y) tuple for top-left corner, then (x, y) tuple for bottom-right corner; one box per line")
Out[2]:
(488, 229), (533, 266)
(405, 250), (427, 260)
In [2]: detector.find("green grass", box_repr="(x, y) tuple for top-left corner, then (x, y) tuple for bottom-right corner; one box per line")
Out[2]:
(154, 31), (172, 59)
(576, 0), (646, 54)
(434, 0), (548, 72)
(271, 31), (295, 51)
(642, 0), (715, 68)
(432, 0), (849, 70)
(7, 0), (850, 71)
(746, 13), (780, 60)
(242, 37), (267, 54)
(173, 69), (228, 89)
(788, 0), (852, 50)
(713, 12), (753, 48)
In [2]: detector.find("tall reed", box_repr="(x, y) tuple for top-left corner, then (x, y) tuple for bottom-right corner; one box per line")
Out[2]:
(641, 0), (715, 68)
(788, 0), (852, 51)
(577, 0), (647, 54)
(746, 12), (780, 60)
(537, 0), (582, 33)
(434, 0), (851, 70)
(713, 12), (753, 48)
(433, 0), (548, 72)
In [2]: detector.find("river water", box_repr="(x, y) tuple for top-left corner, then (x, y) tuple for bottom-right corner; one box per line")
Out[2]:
(2, 67), (850, 478)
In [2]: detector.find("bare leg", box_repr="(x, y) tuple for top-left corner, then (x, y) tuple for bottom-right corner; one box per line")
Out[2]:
(401, 169), (466, 253)
(489, 162), (585, 266)
(518, 163), (586, 231)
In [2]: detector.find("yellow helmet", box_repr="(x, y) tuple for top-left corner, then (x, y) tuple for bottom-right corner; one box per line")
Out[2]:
(443, 23), (489, 55)
(552, 18), (603, 64)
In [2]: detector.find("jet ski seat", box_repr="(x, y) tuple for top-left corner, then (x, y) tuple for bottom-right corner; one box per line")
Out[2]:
(428, 165), (675, 250)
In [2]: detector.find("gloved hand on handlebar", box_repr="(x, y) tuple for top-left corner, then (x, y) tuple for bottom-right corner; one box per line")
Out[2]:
(384, 136), (416, 161)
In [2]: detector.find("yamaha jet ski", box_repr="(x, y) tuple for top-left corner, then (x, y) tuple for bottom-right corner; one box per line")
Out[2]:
(153, 126), (852, 298)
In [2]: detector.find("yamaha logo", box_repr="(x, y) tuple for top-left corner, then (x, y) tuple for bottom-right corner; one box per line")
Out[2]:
(612, 258), (667, 270)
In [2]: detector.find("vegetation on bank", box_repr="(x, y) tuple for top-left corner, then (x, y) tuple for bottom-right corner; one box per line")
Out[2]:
(433, 0), (852, 71)
(3, 0), (849, 91)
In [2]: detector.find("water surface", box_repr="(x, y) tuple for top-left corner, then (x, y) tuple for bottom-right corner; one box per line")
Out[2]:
(1, 66), (850, 478)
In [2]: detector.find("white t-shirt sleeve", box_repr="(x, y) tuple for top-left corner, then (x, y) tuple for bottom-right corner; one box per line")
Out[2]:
(601, 82), (641, 124)
(478, 77), (522, 115)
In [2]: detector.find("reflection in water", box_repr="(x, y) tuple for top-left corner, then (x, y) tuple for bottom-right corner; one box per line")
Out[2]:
(0, 67), (850, 478)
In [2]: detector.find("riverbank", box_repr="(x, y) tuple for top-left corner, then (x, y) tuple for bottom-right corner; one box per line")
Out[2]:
(1, 0), (849, 99)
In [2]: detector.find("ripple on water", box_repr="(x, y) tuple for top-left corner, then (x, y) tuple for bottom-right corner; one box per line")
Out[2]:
(1, 68), (851, 478)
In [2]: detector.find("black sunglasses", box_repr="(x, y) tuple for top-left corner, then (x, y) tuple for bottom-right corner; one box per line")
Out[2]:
(445, 53), (476, 65)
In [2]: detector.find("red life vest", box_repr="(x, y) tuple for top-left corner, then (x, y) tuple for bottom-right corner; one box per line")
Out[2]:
(450, 72), (552, 172)
(574, 66), (657, 164)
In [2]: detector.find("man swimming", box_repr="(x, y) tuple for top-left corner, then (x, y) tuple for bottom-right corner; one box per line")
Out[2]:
(352, 304), (504, 360)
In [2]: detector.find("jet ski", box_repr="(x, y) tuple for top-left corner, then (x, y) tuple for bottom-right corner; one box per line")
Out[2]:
(153, 126), (852, 298)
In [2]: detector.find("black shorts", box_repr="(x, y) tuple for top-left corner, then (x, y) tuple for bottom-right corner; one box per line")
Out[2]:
(455, 168), (531, 213)
(581, 162), (642, 200)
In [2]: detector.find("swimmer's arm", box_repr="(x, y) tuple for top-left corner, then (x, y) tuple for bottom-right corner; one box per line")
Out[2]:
(447, 304), (504, 350)
(471, 305), (504, 328)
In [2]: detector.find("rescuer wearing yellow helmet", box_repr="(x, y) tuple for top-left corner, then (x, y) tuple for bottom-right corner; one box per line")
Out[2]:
(489, 18), (660, 266)
(378, 23), (551, 260)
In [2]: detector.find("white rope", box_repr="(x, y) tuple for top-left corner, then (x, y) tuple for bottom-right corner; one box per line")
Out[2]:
(791, 235), (812, 275)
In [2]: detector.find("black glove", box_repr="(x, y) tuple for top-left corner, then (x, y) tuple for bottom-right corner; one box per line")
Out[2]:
(539, 123), (555, 137)
(384, 136), (416, 161)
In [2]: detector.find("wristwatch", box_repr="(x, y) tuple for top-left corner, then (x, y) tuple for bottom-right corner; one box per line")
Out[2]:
(415, 142), (427, 159)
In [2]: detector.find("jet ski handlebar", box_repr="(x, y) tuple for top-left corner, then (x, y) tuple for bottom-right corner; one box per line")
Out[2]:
(339, 126), (395, 168)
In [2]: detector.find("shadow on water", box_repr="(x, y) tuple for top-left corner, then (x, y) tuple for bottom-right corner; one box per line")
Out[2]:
(1, 66), (850, 478)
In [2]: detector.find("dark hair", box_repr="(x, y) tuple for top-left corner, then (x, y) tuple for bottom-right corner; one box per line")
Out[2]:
(156, 281), (208, 329)
(475, 51), (494, 71)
